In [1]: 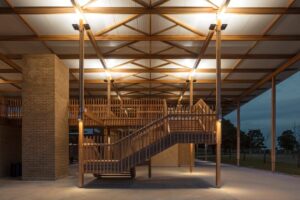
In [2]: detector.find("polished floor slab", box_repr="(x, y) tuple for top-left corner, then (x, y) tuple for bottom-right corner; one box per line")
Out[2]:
(0, 161), (299, 200)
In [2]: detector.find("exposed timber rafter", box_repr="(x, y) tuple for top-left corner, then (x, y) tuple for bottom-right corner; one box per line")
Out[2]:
(3, 53), (295, 60)
(1, 7), (300, 15)
(1, 35), (299, 42)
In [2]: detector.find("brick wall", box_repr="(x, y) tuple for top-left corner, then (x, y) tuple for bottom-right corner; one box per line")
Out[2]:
(0, 124), (21, 177)
(22, 54), (69, 180)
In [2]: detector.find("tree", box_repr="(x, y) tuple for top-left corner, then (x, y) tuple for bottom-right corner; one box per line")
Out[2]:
(222, 119), (236, 153)
(247, 129), (265, 152)
(222, 119), (249, 153)
(278, 130), (298, 152)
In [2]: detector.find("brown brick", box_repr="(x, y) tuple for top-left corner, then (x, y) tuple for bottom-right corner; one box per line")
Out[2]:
(22, 54), (69, 180)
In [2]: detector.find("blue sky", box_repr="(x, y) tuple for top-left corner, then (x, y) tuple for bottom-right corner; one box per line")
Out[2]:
(225, 72), (300, 147)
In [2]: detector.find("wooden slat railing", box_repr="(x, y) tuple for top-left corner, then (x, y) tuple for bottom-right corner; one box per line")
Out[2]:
(0, 97), (22, 120)
(69, 98), (165, 126)
(1, 97), (165, 127)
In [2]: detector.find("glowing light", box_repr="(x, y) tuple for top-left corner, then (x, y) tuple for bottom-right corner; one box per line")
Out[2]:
(179, 95), (183, 102)
(77, 0), (91, 6)
(71, 0), (85, 21)
(191, 69), (196, 77)
(218, 12), (225, 21)
(217, 0), (229, 21)
(105, 70), (112, 80)
(74, 8), (84, 21)
(117, 95), (122, 101)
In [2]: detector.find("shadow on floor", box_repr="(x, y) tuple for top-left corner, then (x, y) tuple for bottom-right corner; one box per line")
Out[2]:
(84, 176), (213, 189)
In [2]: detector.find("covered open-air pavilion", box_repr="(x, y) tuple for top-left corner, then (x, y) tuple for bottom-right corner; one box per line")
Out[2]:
(0, 0), (300, 199)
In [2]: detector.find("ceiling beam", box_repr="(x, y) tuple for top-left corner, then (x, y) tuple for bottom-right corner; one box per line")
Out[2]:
(4, 54), (295, 60)
(1, 7), (300, 14)
(219, 0), (297, 109)
(236, 52), (300, 101)
(151, 0), (170, 8)
(132, 0), (149, 8)
(1, 35), (299, 41)
(67, 94), (253, 99)
(70, 87), (256, 92)
(0, 53), (23, 73)
(160, 14), (205, 36)
(72, 79), (257, 84)
(194, 30), (214, 69)
(95, 14), (141, 36)
(67, 68), (295, 74)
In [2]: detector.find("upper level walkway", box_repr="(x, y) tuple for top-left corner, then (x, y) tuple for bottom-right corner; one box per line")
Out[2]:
(0, 97), (215, 129)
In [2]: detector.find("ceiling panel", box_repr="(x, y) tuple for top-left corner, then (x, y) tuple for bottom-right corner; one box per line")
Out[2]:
(237, 59), (286, 69)
(269, 15), (300, 35)
(0, 15), (33, 35)
(0, 41), (49, 54)
(251, 41), (300, 54)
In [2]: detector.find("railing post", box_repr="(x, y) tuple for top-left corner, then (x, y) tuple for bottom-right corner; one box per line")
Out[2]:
(148, 159), (152, 178)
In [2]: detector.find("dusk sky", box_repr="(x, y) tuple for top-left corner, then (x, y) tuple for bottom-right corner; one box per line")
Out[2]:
(225, 72), (300, 147)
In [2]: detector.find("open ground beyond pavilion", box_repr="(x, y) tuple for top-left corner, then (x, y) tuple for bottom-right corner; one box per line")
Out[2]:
(0, 0), (300, 199)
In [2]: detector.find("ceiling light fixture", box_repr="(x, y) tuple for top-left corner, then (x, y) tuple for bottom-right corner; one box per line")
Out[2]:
(209, 23), (227, 31)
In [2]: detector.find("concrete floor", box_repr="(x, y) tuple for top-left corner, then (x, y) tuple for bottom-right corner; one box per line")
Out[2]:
(0, 161), (299, 200)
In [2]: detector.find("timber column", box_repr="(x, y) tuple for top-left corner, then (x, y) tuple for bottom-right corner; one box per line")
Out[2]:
(189, 78), (194, 173)
(77, 19), (85, 187)
(237, 102), (240, 166)
(271, 77), (276, 172)
(215, 18), (222, 188)
(22, 54), (69, 180)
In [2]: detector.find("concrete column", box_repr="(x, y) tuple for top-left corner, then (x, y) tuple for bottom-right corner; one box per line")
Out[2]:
(22, 54), (69, 180)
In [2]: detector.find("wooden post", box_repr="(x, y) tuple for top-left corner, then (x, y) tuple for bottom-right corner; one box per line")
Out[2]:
(189, 78), (194, 173)
(215, 18), (222, 188)
(148, 159), (152, 178)
(78, 19), (85, 188)
(78, 120), (84, 187)
(204, 144), (208, 161)
(237, 102), (240, 166)
(107, 127), (111, 160)
(107, 79), (111, 118)
(189, 143), (194, 173)
(271, 76), (276, 172)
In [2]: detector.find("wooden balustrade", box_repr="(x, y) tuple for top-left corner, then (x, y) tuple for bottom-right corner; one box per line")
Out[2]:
(0, 97), (22, 121)
(0, 97), (215, 131)
(69, 98), (165, 127)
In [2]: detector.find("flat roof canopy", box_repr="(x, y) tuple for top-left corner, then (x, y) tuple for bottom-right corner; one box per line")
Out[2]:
(0, 0), (300, 114)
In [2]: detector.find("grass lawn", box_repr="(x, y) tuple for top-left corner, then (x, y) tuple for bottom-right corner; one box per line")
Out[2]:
(205, 155), (300, 176)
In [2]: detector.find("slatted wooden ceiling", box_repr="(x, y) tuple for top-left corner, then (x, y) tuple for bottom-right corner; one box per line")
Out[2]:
(0, 0), (300, 114)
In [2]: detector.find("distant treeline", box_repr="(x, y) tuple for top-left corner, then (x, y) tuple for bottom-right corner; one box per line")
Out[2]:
(222, 119), (300, 153)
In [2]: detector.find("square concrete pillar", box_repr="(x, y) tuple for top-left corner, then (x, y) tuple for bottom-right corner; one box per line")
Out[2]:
(22, 54), (69, 180)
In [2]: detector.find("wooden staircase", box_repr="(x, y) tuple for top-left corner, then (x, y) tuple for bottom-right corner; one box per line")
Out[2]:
(0, 97), (216, 177)
(82, 101), (216, 176)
